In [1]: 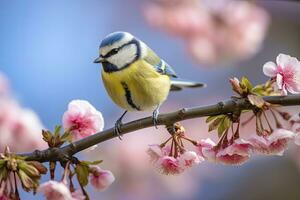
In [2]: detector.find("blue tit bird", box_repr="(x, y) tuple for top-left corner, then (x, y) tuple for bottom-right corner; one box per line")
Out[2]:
(94, 31), (205, 137)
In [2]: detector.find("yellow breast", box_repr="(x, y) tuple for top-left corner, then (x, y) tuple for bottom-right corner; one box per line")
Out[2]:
(101, 60), (171, 111)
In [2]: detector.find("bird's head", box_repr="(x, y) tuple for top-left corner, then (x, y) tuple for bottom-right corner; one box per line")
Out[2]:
(94, 32), (145, 72)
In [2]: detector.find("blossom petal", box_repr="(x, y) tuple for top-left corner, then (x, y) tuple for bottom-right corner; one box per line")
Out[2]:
(263, 61), (277, 77)
(37, 181), (73, 200)
(248, 129), (295, 156)
(157, 156), (184, 175)
(276, 74), (283, 90)
(179, 151), (203, 169)
(90, 166), (115, 191)
(276, 53), (292, 68)
(216, 139), (252, 165)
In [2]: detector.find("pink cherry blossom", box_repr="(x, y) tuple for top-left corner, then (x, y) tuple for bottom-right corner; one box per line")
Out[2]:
(71, 189), (85, 200)
(9, 108), (47, 152)
(0, 98), (46, 152)
(197, 138), (252, 165)
(196, 138), (217, 162)
(62, 100), (104, 141)
(263, 54), (300, 95)
(179, 151), (203, 169)
(247, 129), (295, 156)
(37, 181), (73, 200)
(157, 156), (184, 175)
(216, 139), (252, 165)
(144, 0), (269, 65)
(147, 144), (164, 162)
(90, 166), (115, 191)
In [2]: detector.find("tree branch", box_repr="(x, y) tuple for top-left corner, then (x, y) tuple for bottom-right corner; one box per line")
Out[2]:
(22, 95), (300, 162)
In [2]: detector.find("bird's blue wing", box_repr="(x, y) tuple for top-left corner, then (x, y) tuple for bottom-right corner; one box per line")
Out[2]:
(144, 47), (177, 78)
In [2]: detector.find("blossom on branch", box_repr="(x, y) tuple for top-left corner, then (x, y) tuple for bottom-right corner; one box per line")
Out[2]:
(62, 100), (104, 141)
(37, 181), (73, 200)
(157, 156), (183, 175)
(147, 123), (203, 175)
(147, 144), (169, 163)
(263, 54), (300, 95)
(247, 129), (295, 156)
(216, 139), (252, 165)
(178, 151), (203, 169)
(89, 166), (115, 191)
(197, 138), (252, 165)
(196, 138), (217, 162)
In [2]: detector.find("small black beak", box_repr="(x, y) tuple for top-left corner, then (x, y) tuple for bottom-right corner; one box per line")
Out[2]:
(94, 57), (104, 63)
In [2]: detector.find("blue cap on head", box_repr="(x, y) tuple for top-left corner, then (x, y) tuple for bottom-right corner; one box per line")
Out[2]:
(100, 32), (126, 48)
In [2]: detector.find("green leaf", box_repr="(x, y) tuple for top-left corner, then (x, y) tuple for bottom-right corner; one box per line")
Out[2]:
(0, 159), (6, 169)
(61, 131), (72, 142)
(206, 115), (225, 123)
(208, 117), (225, 132)
(75, 164), (90, 187)
(217, 116), (232, 138)
(0, 167), (8, 182)
(18, 161), (41, 178)
(251, 85), (264, 96)
(82, 160), (103, 165)
(241, 77), (253, 91)
(54, 125), (62, 138)
(42, 130), (52, 142)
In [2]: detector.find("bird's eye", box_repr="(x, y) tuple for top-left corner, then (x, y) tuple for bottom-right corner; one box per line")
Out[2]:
(104, 48), (119, 58)
(111, 48), (118, 54)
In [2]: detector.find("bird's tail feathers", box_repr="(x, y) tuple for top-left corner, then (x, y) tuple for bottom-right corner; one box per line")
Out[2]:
(170, 79), (206, 91)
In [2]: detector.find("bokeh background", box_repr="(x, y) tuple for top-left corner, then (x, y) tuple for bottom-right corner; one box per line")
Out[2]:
(1, 0), (300, 199)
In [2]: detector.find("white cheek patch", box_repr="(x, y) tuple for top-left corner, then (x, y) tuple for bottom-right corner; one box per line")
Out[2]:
(100, 32), (134, 56)
(107, 44), (137, 68)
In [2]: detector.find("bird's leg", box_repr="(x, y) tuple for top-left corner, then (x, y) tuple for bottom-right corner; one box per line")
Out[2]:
(152, 105), (160, 129)
(114, 110), (128, 140)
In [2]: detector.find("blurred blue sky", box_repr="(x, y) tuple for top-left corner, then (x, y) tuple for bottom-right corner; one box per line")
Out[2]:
(0, 0), (227, 128)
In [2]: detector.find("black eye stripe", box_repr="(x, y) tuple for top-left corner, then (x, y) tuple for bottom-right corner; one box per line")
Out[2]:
(102, 39), (139, 58)
(104, 48), (119, 58)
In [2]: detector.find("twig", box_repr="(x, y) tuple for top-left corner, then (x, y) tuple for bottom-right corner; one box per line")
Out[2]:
(21, 95), (300, 162)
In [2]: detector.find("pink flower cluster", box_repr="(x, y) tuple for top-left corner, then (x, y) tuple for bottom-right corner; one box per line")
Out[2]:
(37, 181), (85, 200)
(197, 138), (251, 165)
(263, 54), (300, 95)
(0, 72), (46, 152)
(62, 100), (104, 142)
(37, 166), (115, 200)
(197, 129), (295, 165)
(147, 144), (203, 175)
(149, 128), (296, 172)
(144, 0), (269, 64)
